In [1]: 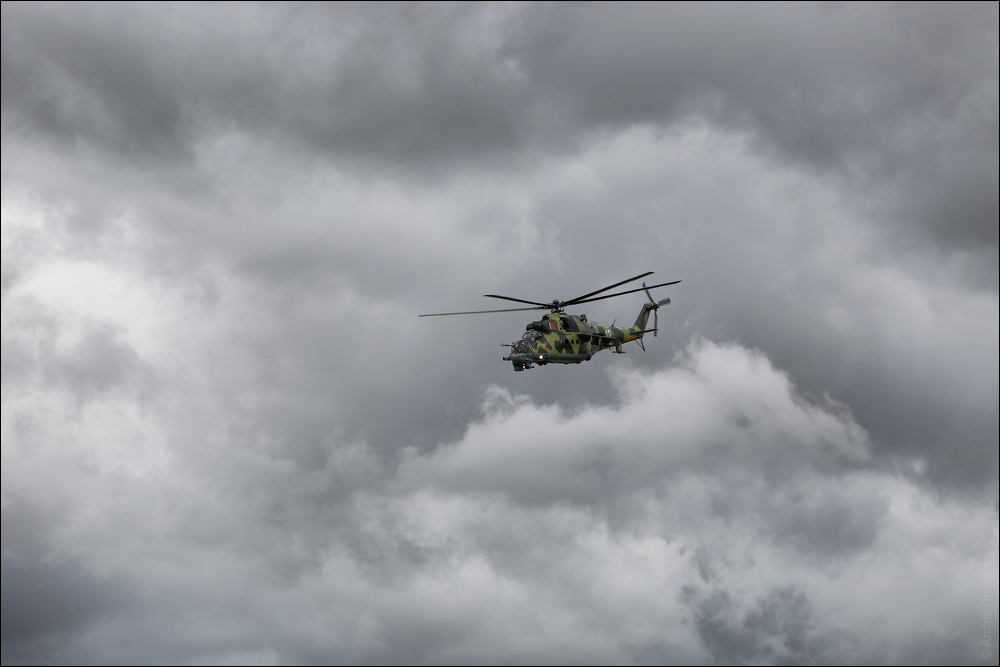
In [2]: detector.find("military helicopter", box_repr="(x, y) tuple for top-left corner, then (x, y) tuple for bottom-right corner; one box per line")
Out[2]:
(420, 272), (680, 371)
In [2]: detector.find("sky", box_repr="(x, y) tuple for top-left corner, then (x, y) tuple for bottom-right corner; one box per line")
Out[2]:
(1, 2), (998, 664)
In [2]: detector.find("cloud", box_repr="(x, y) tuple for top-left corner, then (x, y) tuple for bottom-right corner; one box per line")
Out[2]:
(3, 325), (993, 662)
(2, 3), (996, 663)
(6, 4), (996, 249)
(404, 341), (870, 502)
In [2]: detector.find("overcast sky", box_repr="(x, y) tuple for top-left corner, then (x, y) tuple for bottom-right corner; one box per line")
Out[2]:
(2, 2), (998, 664)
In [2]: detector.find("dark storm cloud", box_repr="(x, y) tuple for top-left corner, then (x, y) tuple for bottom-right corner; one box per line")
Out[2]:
(694, 587), (830, 665)
(0, 558), (133, 663)
(8, 3), (994, 202)
(2, 2), (997, 665)
(4, 2), (994, 280)
(0, 505), (141, 664)
(513, 3), (999, 250)
(1, 2), (187, 157)
(2, 2), (528, 163)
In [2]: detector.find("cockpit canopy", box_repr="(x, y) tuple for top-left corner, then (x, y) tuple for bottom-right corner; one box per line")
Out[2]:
(513, 329), (544, 353)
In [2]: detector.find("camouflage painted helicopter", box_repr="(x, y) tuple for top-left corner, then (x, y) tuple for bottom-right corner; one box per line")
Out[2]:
(420, 272), (680, 371)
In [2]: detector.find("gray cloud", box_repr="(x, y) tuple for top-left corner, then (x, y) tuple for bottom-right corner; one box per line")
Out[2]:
(693, 587), (830, 665)
(3, 337), (990, 663)
(2, 2), (997, 664)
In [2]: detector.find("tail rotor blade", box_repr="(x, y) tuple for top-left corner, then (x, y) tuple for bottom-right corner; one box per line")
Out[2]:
(640, 283), (673, 336)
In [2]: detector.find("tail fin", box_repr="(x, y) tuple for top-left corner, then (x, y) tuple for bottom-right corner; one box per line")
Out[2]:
(633, 302), (653, 330)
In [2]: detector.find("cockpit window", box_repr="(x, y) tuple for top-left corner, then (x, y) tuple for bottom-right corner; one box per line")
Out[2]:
(514, 330), (543, 354)
(560, 317), (579, 332)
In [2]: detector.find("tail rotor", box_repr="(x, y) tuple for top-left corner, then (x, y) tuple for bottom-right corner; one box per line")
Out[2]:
(642, 283), (672, 337)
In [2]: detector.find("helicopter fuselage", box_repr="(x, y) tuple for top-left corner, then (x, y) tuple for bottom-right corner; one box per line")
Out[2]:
(503, 304), (655, 371)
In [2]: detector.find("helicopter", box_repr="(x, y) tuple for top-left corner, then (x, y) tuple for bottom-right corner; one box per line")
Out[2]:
(419, 272), (680, 371)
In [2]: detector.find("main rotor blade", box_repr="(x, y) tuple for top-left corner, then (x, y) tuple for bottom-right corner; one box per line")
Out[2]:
(483, 294), (554, 308)
(570, 280), (681, 306)
(561, 272), (654, 307)
(422, 275), (679, 317)
(419, 305), (545, 317)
